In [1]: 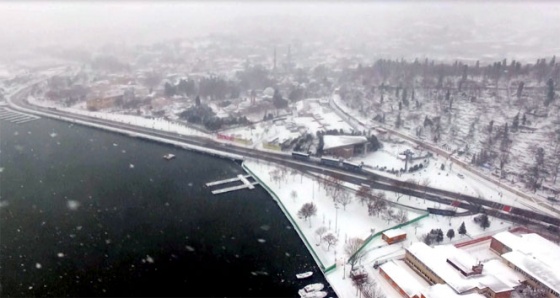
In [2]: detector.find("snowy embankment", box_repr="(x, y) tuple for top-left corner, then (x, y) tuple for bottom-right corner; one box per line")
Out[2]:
(11, 97), (243, 161)
(27, 96), (211, 138)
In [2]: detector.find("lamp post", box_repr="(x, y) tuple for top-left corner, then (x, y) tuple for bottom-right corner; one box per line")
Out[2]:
(334, 203), (340, 237)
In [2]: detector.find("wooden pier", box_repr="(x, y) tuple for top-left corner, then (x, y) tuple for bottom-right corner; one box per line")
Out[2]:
(206, 174), (258, 195)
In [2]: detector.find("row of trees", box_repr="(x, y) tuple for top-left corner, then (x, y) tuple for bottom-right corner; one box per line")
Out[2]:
(348, 56), (559, 89)
(423, 222), (468, 245)
(164, 77), (241, 100)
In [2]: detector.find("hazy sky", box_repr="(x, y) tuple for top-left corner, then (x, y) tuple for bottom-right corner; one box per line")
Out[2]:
(0, 1), (558, 60)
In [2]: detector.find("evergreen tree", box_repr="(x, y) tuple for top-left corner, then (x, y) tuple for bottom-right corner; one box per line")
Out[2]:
(545, 78), (555, 106)
(164, 81), (176, 97)
(512, 113), (519, 132)
(517, 81), (524, 98)
(195, 95), (201, 106)
(447, 229), (455, 241)
(458, 222), (467, 236)
(522, 113), (527, 126)
(479, 214), (491, 230)
(436, 229), (444, 243)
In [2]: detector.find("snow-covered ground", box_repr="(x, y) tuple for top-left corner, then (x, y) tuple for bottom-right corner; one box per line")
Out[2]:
(332, 90), (560, 214)
(346, 140), (558, 217)
(27, 96), (211, 138)
(219, 98), (353, 150)
(243, 159), (515, 298)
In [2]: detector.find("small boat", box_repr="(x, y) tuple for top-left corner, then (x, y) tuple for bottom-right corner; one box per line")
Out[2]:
(296, 271), (313, 279)
(163, 154), (176, 160)
(298, 289), (328, 298)
(303, 283), (324, 292)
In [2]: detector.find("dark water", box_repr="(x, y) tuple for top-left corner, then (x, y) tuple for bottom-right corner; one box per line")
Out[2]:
(0, 118), (334, 297)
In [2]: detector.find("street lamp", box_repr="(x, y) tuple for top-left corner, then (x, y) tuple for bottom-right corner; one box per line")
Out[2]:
(334, 203), (340, 236)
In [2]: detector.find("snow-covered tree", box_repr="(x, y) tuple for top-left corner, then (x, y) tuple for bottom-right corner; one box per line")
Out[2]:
(356, 185), (371, 206)
(345, 237), (365, 269)
(323, 233), (338, 251)
(336, 190), (353, 210)
(298, 202), (317, 222)
(315, 226), (327, 244)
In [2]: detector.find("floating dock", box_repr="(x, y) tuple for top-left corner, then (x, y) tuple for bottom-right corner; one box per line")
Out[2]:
(206, 174), (258, 195)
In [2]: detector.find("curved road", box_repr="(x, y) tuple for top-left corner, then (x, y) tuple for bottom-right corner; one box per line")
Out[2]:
(7, 83), (560, 234)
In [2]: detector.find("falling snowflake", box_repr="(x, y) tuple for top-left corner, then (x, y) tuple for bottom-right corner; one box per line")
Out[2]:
(66, 200), (80, 211)
(129, 164), (135, 169)
(50, 133), (57, 138)
(260, 225), (270, 231)
(146, 255), (154, 263)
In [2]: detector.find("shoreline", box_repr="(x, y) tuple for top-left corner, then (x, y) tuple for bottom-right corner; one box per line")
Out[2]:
(7, 97), (244, 162)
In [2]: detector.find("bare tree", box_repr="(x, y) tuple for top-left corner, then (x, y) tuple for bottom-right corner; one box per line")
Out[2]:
(336, 189), (353, 210)
(290, 190), (298, 202)
(269, 169), (281, 186)
(345, 237), (364, 269)
(405, 179), (417, 200)
(290, 168), (299, 181)
(315, 226), (327, 244)
(356, 185), (371, 206)
(499, 151), (510, 179)
(362, 280), (386, 298)
(323, 233), (338, 251)
(392, 209), (408, 224)
(323, 175), (342, 200)
(367, 192), (387, 217)
(520, 286), (547, 298)
(298, 202), (317, 222)
(421, 178), (431, 200)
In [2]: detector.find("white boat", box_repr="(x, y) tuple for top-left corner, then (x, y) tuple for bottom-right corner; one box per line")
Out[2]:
(303, 283), (324, 292)
(296, 271), (313, 279)
(298, 289), (328, 298)
(163, 154), (175, 160)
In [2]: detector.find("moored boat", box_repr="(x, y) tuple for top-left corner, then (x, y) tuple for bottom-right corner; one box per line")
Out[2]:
(163, 154), (175, 160)
(298, 289), (328, 298)
(303, 283), (324, 292)
(296, 271), (313, 279)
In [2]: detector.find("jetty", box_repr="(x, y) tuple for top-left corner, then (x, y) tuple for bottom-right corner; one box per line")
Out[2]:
(206, 174), (258, 195)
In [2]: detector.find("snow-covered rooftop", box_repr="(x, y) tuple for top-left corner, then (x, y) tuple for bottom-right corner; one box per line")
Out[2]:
(424, 284), (485, 298)
(379, 260), (423, 298)
(382, 228), (406, 239)
(323, 135), (367, 150)
(406, 243), (514, 294)
(492, 231), (560, 295)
